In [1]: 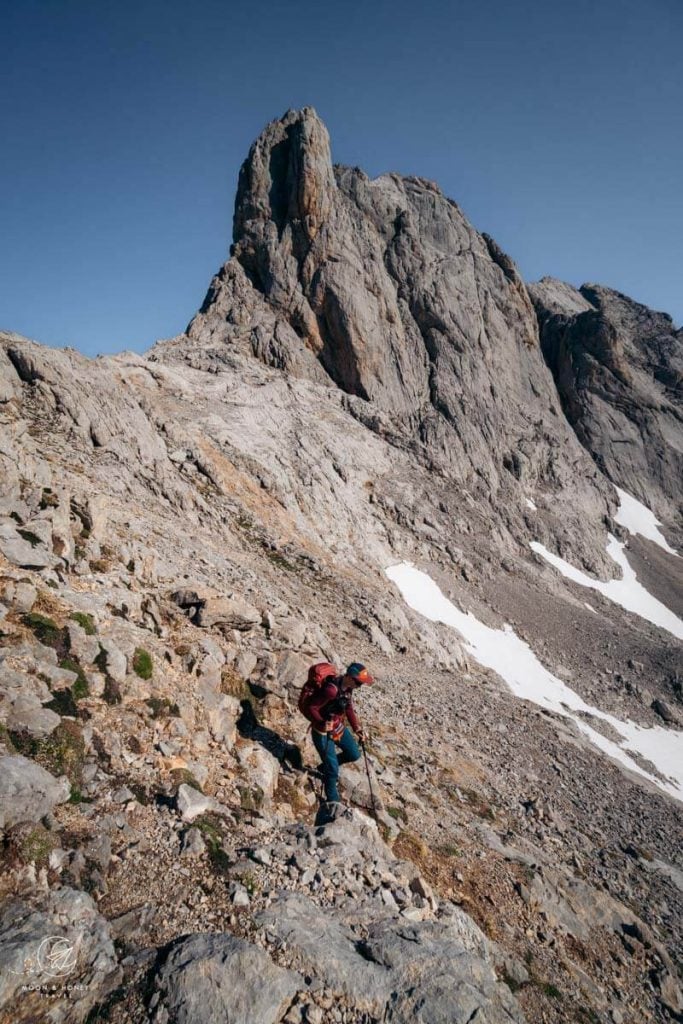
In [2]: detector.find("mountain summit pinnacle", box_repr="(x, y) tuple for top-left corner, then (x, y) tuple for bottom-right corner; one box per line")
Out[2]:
(178, 109), (612, 534)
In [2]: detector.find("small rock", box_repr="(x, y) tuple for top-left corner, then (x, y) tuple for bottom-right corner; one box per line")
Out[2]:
(652, 699), (677, 724)
(98, 639), (127, 683)
(112, 786), (136, 804)
(0, 755), (71, 828)
(252, 846), (272, 867)
(1, 580), (37, 613)
(175, 784), (229, 824)
(232, 888), (250, 907)
(503, 957), (529, 987)
(181, 828), (207, 858)
(67, 622), (100, 665)
(197, 595), (261, 631)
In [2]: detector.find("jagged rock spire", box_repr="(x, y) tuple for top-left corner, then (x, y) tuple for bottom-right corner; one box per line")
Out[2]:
(184, 108), (611, 525)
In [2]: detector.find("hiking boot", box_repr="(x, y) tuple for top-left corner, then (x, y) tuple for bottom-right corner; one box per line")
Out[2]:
(314, 800), (343, 827)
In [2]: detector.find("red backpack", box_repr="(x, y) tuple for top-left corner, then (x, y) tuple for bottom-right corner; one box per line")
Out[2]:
(299, 662), (338, 720)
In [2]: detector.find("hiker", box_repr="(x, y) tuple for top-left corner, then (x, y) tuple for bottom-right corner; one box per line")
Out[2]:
(299, 662), (374, 810)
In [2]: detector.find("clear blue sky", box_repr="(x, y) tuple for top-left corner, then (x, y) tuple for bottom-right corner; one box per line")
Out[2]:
(2, 0), (681, 356)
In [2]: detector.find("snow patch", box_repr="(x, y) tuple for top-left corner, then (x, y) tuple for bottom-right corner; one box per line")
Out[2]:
(584, 602), (597, 613)
(386, 562), (683, 804)
(614, 487), (677, 555)
(525, 498), (537, 511)
(530, 536), (683, 641)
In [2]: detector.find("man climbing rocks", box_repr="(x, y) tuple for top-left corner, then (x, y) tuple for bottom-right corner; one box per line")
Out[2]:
(299, 662), (373, 814)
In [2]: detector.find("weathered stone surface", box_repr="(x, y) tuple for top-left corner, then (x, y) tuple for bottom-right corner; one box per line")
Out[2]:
(0, 887), (121, 1021)
(0, 346), (20, 403)
(202, 691), (240, 746)
(530, 277), (683, 524)
(652, 699), (677, 724)
(0, 522), (55, 569)
(67, 621), (100, 665)
(0, 580), (37, 613)
(0, 755), (70, 828)
(257, 893), (522, 1022)
(180, 827), (206, 857)
(175, 784), (230, 823)
(97, 638), (127, 683)
(162, 106), (615, 573)
(196, 595), (261, 631)
(257, 893), (389, 1009)
(153, 932), (301, 1024)
(5, 696), (60, 738)
(235, 742), (280, 801)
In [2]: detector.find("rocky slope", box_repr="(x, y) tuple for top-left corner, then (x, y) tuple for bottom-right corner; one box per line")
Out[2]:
(0, 108), (681, 1024)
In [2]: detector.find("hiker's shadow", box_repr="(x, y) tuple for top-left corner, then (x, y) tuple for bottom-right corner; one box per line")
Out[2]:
(236, 686), (304, 772)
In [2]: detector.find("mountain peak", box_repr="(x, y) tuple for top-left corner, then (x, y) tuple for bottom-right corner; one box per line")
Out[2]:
(233, 106), (335, 258)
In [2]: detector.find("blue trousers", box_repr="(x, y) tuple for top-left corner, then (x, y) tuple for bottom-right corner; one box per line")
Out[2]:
(312, 727), (361, 802)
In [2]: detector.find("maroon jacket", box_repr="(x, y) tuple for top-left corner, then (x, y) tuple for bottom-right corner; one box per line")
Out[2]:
(304, 678), (361, 735)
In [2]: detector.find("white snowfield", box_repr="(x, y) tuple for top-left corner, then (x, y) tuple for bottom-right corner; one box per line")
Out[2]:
(530, 536), (683, 641)
(613, 486), (678, 555)
(386, 562), (683, 804)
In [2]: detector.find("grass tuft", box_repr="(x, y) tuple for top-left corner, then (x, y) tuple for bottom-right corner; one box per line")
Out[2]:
(132, 647), (153, 680)
(171, 768), (203, 793)
(69, 611), (97, 635)
(10, 720), (86, 785)
(59, 657), (90, 699)
(22, 612), (67, 655)
(146, 696), (179, 719)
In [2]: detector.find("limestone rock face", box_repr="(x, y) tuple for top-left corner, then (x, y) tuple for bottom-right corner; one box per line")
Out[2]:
(257, 891), (523, 1022)
(163, 107), (611, 532)
(530, 277), (683, 522)
(153, 932), (301, 1024)
(0, 887), (121, 1022)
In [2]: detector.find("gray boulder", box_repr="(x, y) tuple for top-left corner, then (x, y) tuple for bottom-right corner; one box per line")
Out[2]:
(652, 698), (677, 724)
(0, 579), (37, 613)
(257, 893), (390, 1010)
(196, 595), (261, 631)
(67, 621), (100, 665)
(0, 886), (121, 1020)
(5, 695), (61, 738)
(152, 932), (301, 1024)
(0, 522), (55, 569)
(97, 638), (127, 683)
(175, 784), (230, 824)
(258, 893), (523, 1022)
(0, 755), (70, 829)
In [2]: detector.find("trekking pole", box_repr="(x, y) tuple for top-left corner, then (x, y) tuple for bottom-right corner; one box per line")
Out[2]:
(361, 738), (379, 824)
